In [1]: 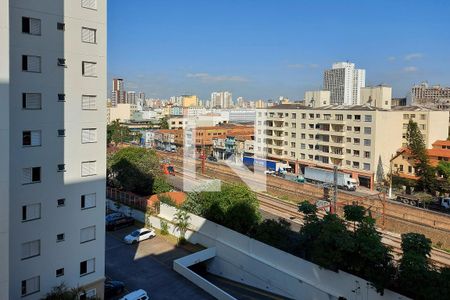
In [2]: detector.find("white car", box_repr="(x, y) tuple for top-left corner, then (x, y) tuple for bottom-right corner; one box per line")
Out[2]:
(123, 228), (156, 244)
(264, 169), (275, 175)
(120, 289), (149, 300)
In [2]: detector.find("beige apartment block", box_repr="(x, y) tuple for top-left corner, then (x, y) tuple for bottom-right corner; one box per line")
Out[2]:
(360, 85), (392, 109)
(304, 90), (330, 108)
(1, 0), (107, 299)
(255, 104), (448, 189)
(107, 103), (137, 124)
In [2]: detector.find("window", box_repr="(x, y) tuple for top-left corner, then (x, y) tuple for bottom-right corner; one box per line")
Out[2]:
(420, 114), (426, 120)
(354, 138), (360, 145)
(22, 55), (41, 72)
(81, 128), (97, 143)
(81, 193), (96, 209)
(22, 167), (41, 184)
(364, 127), (372, 134)
(81, 0), (97, 10)
(408, 166), (413, 173)
(80, 226), (96, 243)
(22, 203), (41, 222)
(81, 27), (97, 43)
(21, 276), (40, 296)
(56, 268), (64, 277)
(346, 137), (351, 142)
(58, 129), (66, 137)
(364, 115), (372, 122)
(56, 233), (65, 242)
(57, 198), (66, 207)
(363, 163), (371, 171)
(22, 17), (41, 35)
(22, 93), (42, 109)
(57, 22), (65, 31)
(403, 114), (409, 120)
(82, 61), (97, 77)
(364, 139), (371, 146)
(80, 258), (95, 276)
(57, 164), (66, 172)
(80, 289), (97, 300)
(81, 95), (97, 110)
(353, 150), (360, 157)
(57, 58), (66, 67)
(347, 115), (352, 120)
(420, 124), (426, 130)
(22, 130), (41, 147)
(58, 94), (66, 102)
(346, 149), (351, 154)
(364, 151), (371, 158)
(346, 126), (352, 131)
(21, 240), (40, 260)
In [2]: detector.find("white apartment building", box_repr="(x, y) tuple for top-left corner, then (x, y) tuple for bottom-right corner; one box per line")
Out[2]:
(323, 62), (366, 105)
(211, 91), (232, 108)
(304, 90), (330, 108)
(0, 1), (106, 299)
(255, 104), (448, 188)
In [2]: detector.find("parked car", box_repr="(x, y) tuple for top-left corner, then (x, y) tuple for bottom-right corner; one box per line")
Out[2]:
(105, 280), (125, 298)
(123, 228), (156, 244)
(207, 156), (218, 162)
(264, 169), (275, 175)
(119, 289), (149, 300)
(105, 213), (135, 231)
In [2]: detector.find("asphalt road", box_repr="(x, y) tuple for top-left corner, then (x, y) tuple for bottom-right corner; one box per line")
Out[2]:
(105, 227), (213, 300)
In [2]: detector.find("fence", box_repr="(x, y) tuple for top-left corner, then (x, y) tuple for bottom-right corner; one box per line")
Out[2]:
(106, 186), (150, 212)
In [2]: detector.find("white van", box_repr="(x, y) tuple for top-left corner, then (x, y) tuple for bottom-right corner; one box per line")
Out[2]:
(119, 289), (149, 300)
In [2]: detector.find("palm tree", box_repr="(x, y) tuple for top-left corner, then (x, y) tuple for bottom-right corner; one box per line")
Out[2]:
(172, 209), (191, 244)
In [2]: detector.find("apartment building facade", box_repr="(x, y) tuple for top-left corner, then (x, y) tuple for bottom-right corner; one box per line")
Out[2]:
(1, 1), (106, 299)
(255, 104), (448, 188)
(411, 82), (450, 109)
(323, 62), (366, 105)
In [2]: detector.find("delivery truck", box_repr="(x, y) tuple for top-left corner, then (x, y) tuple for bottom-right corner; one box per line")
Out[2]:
(304, 167), (358, 191)
(243, 156), (291, 174)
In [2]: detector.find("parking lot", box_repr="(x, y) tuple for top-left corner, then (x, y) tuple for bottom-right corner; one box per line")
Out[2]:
(105, 226), (213, 300)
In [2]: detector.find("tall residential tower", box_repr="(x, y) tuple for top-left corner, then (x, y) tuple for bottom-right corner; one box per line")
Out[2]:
(323, 62), (366, 105)
(0, 0), (107, 298)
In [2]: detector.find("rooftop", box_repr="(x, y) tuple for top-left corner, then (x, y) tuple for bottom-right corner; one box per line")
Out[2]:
(263, 103), (443, 112)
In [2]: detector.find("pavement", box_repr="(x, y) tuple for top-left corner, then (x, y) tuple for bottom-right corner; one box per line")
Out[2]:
(105, 226), (213, 300)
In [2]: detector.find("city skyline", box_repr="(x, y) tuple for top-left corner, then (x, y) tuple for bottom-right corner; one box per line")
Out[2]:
(108, 0), (450, 100)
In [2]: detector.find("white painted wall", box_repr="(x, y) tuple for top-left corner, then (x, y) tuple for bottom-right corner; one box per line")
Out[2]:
(156, 204), (409, 300)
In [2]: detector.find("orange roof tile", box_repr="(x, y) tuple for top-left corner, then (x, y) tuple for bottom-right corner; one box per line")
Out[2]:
(427, 148), (450, 158)
(147, 191), (187, 206)
(432, 140), (450, 147)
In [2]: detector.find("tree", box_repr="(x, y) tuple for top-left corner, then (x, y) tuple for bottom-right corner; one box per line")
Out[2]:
(308, 213), (354, 272)
(348, 216), (395, 294)
(252, 218), (298, 253)
(182, 183), (261, 235)
(406, 120), (437, 192)
(107, 120), (135, 145)
(43, 283), (99, 300)
(159, 116), (169, 129)
(173, 209), (191, 244)
(343, 204), (365, 231)
(376, 155), (385, 184)
(397, 233), (434, 299)
(298, 201), (318, 223)
(108, 147), (163, 195)
(152, 176), (172, 194)
(437, 161), (450, 179)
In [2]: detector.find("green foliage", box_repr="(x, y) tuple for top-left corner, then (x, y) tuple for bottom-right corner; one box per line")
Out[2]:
(397, 233), (434, 299)
(153, 176), (172, 194)
(406, 120), (437, 193)
(437, 161), (450, 180)
(160, 219), (169, 235)
(107, 120), (136, 145)
(107, 147), (162, 195)
(182, 183), (261, 235)
(307, 214), (354, 272)
(252, 218), (298, 253)
(159, 116), (169, 129)
(173, 209), (191, 243)
(343, 204), (365, 223)
(347, 216), (395, 294)
(158, 194), (177, 207)
(42, 283), (99, 300)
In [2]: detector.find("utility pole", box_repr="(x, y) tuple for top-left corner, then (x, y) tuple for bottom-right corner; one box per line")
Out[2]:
(332, 165), (338, 214)
(201, 142), (206, 175)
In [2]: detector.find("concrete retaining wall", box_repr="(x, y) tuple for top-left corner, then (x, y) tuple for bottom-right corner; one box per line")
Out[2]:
(155, 204), (409, 300)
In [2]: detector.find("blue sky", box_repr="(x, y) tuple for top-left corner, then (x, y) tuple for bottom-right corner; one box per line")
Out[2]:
(108, 0), (450, 100)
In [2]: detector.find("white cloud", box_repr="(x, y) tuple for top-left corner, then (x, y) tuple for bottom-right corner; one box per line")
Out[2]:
(387, 56), (396, 61)
(404, 53), (423, 61)
(186, 73), (248, 82)
(403, 66), (418, 73)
